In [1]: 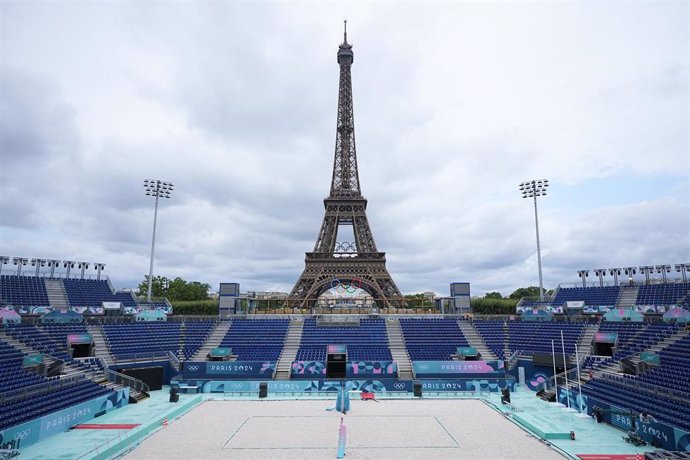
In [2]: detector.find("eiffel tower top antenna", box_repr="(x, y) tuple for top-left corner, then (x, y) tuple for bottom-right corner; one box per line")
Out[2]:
(343, 19), (347, 44)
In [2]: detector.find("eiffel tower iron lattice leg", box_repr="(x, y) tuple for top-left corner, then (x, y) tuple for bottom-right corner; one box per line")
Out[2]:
(288, 22), (404, 309)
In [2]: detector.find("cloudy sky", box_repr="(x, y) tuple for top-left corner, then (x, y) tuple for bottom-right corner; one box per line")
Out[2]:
(1, 1), (688, 297)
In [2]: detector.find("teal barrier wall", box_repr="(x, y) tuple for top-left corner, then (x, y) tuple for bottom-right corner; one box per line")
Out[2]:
(0, 387), (129, 451)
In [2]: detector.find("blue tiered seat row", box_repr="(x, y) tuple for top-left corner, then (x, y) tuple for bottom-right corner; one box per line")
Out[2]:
(635, 334), (690, 397)
(0, 338), (48, 393)
(0, 377), (112, 431)
(399, 318), (469, 361)
(220, 319), (289, 361)
(0, 275), (49, 307)
(181, 321), (215, 359)
(63, 279), (136, 307)
(103, 322), (183, 360)
(473, 320), (507, 359)
(582, 376), (690, 432)
(3, 323), (80, 362)
(637, 283), (690, 305)
(552, 286), (620, 306)
(507, 321), (585, 356)
(295, 318), (391, 362)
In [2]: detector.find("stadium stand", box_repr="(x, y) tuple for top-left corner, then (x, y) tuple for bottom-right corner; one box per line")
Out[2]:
(399, 318), (470, 361)
(636, 282), (690, 306)
(0, 377), (113, 431)
(295, 318), (390, 362)
(551, 286), (620, 306)
(473, 320), (507, 359)
(102, 322), (183, 360)
(0, 337), (47, 393)
(63, 279), (136, 307)
(219, 318), (290, 361)
(0, 275), (49, 307)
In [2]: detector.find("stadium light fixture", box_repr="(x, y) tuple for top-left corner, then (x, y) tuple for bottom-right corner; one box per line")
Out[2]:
(94, 263), (106, 281)
(12, 257), (29, 275)
(63, 260), (76, 278)
(144, 179), (174, 302)
(639, 265), (655, 285)
(655, 264), (671, 283)
(577, 270), (589, 288)
(519, 179), (549, 301)
(676, 263), (689, 284)
(593, 269), (606, 287)
(0, 256), (10, 276)
(623, 267), (637, 286)
(46, 259), (61, 278)
(31, 258), (47, 277)
(78, 262), (90, 279)
(608, 268), (622, 286)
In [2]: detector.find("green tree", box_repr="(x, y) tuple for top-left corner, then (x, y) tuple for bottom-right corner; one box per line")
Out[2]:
(136, 275), (169, 298)
(136, 275), (210, 301)
(484, 292), (503, 299)
(508, 286), (542, 300)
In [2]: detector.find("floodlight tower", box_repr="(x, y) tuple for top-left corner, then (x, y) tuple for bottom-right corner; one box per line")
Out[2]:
(577, 270), (589, 288)
(144, 179), (174, 302)
(675, 263), (689, 284)
(609, 268), (622, 286)
(31, 258), (47, 277)
(656, 265), (671, 283)
(0, 256), (9, 276)
(593, 269), (606, 287)
(78, 262), (90, 279)
(13, 257), (28, 275)
(63, 261), (76, 278)
(519, 179), (549, 301)
(623, 267), (637, 285)
(94, 263), (106, 281)
(639, 266), (655, 285)
(46, 259), (61, 278)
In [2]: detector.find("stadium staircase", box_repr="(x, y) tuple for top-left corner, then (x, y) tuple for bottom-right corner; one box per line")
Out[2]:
(274, 319), (304, 380)
(457, 320), (497, 360)
(87, 324), (115, 366)
(570, 323), (597, 366)
(502, 322), (511, 359)
(44, 278), (69, 310)
(624, 328), (690, 371)
(385, 319), (413, 380)
(191, 320), (232, 361)
(616, 285), (639, 308)
(0, 329), (62, 372)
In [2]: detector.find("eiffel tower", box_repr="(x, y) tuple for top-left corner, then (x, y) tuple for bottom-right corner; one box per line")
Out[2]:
(289, 22), (404, 308)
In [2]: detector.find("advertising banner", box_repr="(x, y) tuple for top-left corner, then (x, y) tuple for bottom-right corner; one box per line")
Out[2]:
(347, 361), (397, 377)
(594, 332), (618, 343)
(183, 361), (275, 379)
(67, 334), (93, 345)
(412, 360), (505, 377)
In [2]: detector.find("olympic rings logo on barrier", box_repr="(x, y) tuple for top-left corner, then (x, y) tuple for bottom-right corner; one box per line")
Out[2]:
(393, 383), (406, 390)
(15, 430), (31, 440)
(188, 365), (200, 371)
(330, 278), (364, 295)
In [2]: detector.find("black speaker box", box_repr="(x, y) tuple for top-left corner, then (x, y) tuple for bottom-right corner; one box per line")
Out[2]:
(259, 382), (268, 398)
(169, 394), (179, 403)
(413, 383), (422, 397)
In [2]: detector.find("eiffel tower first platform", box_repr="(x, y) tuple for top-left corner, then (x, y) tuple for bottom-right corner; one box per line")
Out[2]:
(288, 23), (404, 308)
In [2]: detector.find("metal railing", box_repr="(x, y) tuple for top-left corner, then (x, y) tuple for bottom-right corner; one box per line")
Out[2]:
(505, 350), (520, 370)
(106, 369), (149, 396)
(168, 351), (181, 372)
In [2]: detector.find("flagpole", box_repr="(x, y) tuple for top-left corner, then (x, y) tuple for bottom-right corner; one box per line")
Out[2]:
(561, 330), (571, 409)
(551, 339), (558, 400)
(575, 347), (583, 413)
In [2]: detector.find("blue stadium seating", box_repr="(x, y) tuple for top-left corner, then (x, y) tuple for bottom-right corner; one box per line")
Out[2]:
(0, 275), (49, 307)
(63, 279), (136, 307)
(220, 319), (289, 361)
(296, 318), (390, 362)
(103, 322), (183, 360)
(552, 286), (620, 306)
(399, 318), (469, 361)
(637, 283), (690, 306)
